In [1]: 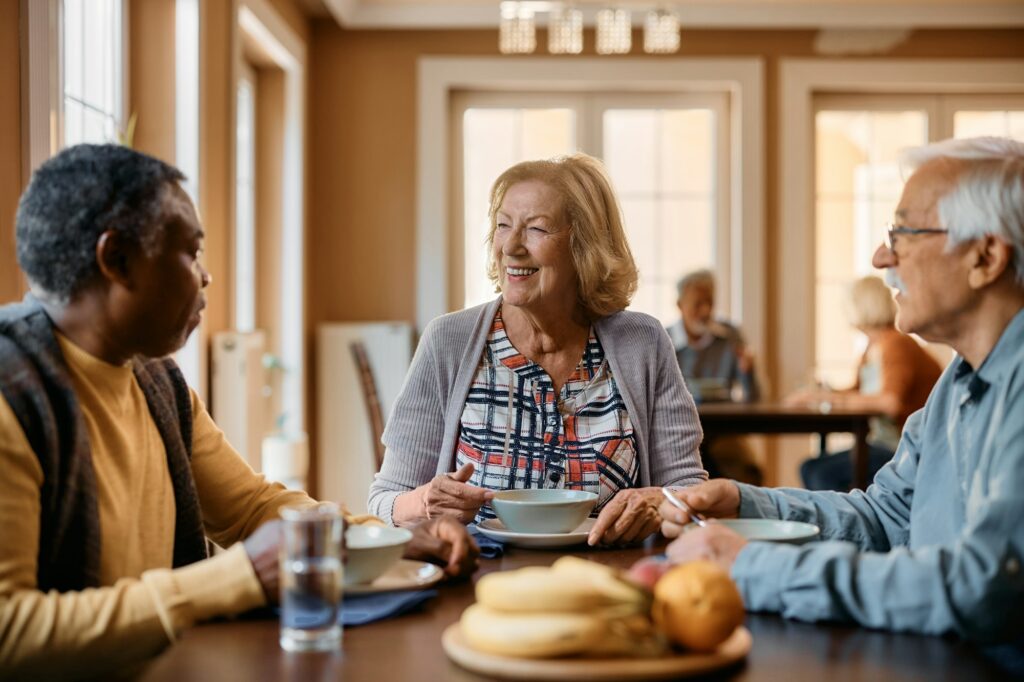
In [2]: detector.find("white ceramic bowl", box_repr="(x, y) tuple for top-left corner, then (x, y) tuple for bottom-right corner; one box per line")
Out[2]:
(490, 489), (599, 534)
(690, 518), (820, 545)
(345, 525), (413, 586)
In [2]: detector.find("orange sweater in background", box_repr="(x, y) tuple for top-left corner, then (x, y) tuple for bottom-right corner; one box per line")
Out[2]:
(858, 328), (944, 428)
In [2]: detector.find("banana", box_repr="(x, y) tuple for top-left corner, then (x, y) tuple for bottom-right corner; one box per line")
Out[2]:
(475, 560), (648, 615)
(460, 603), (606, 658)
(459, 604), (668, 659)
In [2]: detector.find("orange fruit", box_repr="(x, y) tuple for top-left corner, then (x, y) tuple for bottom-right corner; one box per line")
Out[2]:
(651, 560), (745, 652)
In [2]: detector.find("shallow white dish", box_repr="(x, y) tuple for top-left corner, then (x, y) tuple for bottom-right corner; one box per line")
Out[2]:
(343, 559), (443, 595)
(475, 517), (597, 549)
(686, 518), (820, 545)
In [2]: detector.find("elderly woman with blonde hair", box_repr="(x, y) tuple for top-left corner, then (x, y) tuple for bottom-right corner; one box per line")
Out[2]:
(368, 153), (706, 545)
(790, 275), (943, 490)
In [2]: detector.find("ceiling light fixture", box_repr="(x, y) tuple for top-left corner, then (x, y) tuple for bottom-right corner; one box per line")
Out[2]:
(548, 6), (583, 54)
(497, 2), (681, 55)
(643, 9), (680, 54)
(499, 1), (537, 54)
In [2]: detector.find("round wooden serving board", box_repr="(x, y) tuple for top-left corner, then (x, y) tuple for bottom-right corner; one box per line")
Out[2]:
(442, 623), (751, 680)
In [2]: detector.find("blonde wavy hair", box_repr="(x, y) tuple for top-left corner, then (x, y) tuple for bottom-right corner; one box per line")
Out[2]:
(846, 275), (897, 330)
(485, 154), (639, 319)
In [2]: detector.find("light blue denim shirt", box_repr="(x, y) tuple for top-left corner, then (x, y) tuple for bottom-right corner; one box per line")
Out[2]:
(731, 308), (1024, 641)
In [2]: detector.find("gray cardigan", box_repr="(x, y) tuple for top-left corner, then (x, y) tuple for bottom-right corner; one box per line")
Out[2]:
(367, 297), (707, 523)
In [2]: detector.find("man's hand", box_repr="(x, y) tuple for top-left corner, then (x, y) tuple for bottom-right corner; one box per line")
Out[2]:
(659, 480), (741, 538)
(403, 516), (480, 578)
(243, 520), (283, 604)
(418, 463), (495, 524)
(587, 487), (663, 546)
(664, 523), (747, 573)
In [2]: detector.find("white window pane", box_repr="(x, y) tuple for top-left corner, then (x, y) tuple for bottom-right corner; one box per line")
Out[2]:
(603, 110), (656, 195)
(63, 98), (83, 146)
(814, 108), (928, 384)
(63, 0), (83, 100)
(659, 199), (713, 290)
(954, 110), (1024, 141)
(81, 108), (108, 144)
(235, 78), (256, 332)
(660, 109), (713, 195)
(63, 0), (122, 148)
(462, 107), (575, 309)
(620, 196), (655, 283)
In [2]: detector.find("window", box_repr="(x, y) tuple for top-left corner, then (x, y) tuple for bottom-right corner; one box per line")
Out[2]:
(235, 68), (257, 333)
(455, 92), (729, 326)
(814, 94), (1024, 387)
(62, 0), (124, 147)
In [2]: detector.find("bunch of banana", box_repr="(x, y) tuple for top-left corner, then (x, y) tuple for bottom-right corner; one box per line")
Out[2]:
(460, 557), (668, 659)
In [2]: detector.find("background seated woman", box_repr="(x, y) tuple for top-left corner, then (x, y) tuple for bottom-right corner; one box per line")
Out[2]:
(368, 154), (706, 545)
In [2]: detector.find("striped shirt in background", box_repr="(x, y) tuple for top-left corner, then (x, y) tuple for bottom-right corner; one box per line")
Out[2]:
(456, 308), (638, 523)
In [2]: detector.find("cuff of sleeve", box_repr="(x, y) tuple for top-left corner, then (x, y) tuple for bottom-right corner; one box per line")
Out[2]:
(140, 544), (267, 641)
(736, 483), (780, 519)
(731, 541), (800, 614)
(375, 490), (402, 526)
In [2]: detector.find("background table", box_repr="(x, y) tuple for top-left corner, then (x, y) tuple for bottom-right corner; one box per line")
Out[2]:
(698, 402), (879, 489)
(138, 542), (1003, 681)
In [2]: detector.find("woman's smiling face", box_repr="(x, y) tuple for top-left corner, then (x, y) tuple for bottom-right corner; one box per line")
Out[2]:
(492, 180), (579, 315)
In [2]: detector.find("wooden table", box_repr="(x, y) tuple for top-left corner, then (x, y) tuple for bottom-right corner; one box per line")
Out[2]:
(138, 542), (1003, 681)
(698, 402), (879, 489)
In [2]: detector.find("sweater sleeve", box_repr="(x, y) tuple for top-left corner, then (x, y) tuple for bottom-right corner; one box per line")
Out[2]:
(0, 394), (267, 679)
(368, 317), (449, 524)
(647, 326), (707, 488)
(188, 390), (316, 547)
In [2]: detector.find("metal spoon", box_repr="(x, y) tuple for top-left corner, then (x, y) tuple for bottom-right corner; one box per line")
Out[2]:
(661, 487), (708, 528)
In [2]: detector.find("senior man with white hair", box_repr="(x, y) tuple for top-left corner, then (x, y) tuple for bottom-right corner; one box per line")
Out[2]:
(639, 137), (1024, 665)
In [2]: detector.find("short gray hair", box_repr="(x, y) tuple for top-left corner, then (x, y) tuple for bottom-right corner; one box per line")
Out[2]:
(676, 269), (715, 299)
(901, 136), (1024, 287)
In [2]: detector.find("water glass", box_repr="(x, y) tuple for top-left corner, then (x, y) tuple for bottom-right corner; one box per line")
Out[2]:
(279, 503), (345, 652)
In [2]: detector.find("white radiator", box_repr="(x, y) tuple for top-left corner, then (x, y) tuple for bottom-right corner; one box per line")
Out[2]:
(211, 330), (267, 471)
(317, 322), (414, 513)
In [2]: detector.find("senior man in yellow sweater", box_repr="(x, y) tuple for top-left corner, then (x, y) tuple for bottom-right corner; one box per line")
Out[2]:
(0, 144), (477, 679)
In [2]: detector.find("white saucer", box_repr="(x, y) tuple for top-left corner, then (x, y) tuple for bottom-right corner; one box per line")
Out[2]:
(475, 517), (596, 548)
(344, 559), (443, 595)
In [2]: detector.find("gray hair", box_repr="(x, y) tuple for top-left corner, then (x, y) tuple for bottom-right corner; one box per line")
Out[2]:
(16, 144), (186, 303)
(676, 268), (715, 299)
(901, 136), (1024, 287)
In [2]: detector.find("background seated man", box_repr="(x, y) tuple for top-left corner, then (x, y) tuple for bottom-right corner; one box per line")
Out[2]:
(642, 137), (1024, 674)
(0, 145), (477, 679)
(790, 275), (942, 491)
(667, 269), (762, 483)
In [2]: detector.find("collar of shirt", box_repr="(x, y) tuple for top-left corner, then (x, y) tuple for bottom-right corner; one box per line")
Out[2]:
(951, 307), (1024, 403)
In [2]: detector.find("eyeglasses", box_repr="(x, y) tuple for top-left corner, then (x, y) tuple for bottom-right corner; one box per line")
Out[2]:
(884, 223), (948, 253)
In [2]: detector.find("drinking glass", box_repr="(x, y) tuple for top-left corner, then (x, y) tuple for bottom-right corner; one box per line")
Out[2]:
(279, 503), (345, 652)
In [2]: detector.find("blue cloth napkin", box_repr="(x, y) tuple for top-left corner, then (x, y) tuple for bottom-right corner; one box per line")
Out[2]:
(273, 590), (437, 629)
(341, 589), (438, 627)
(469, 525), (505, 558)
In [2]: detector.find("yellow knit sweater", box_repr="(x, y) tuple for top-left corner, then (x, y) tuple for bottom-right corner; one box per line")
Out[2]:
(0, 334), (314, 677)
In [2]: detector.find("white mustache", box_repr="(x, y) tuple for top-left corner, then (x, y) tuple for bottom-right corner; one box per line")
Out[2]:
(883, 269), (907, 295)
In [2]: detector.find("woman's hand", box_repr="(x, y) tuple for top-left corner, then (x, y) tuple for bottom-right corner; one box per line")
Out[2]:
(403, 516), (480, 578)
(395, 462), (495, 526)
(587, 487), (663, 546)
(659, 480), (740, 539)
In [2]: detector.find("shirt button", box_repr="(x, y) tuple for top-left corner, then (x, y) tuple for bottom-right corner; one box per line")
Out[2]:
(547, 416), (558, 426)
(1007, 557), (1020, 575)
(549, 472), (561, 484)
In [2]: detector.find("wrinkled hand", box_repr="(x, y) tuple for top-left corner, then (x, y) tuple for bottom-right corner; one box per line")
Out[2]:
(659, 480), (740, 539)
(587, 487), (663, 546)
(404, 516), (480, 578)
(243, 519), (284, 605)
(736, 346), (755, 375)
(665, 523), (747, 572)
(419, 463), (495, 524)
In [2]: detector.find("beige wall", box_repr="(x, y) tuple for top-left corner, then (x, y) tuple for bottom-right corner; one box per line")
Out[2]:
(1, 0), (23, 305)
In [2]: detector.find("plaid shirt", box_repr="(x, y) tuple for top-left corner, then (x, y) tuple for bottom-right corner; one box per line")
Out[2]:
(456, 308), (638, 522)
